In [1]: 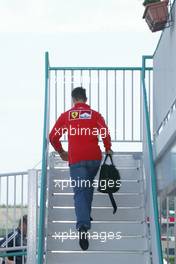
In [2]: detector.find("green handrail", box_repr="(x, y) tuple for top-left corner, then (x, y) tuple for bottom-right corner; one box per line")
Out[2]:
(142, 55), (163, 264)
(37, 52), (50, 264)
(49, 66), (153, 71)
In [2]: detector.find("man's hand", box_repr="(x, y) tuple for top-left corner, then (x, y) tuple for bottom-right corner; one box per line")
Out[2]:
(6, 259), (14, 264)
(106, 149), (113, 155)
(59, 150), (68, 161)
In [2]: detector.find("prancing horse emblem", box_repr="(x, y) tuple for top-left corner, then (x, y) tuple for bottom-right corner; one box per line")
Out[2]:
(71, 111), (79, 119)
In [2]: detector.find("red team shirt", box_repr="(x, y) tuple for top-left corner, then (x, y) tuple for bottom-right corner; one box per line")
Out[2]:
(49, 102), (111, 164)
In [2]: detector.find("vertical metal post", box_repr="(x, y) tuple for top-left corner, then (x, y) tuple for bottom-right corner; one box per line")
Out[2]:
(27, 170), (38, 264)
(140, 70), (143, 142)
(13, 175), (17, 264)
(63, 70), (66, 112)
(71, 70), (74, 107)
(80, 70), (82, 87)
(174, 197), (176, 264)
(142, 55), (163, 264)
(6, 177), (9, 250)
(106, 70), (108, 125)
(97, 70), (100, 112)
(158, 195), (163, 260)
(21, 174), (24, 264)
(89, 70), (91, 106)
(0, 177), (2, 206)
(166, 196), (169, 263)
(71, 70), (74, 89)
(123, 70), (125, 141)
(158, 196), (162, 228)
(55, 70), (57, 122)
(131, 70), (134, 141)
(114, 70), (117, 141)
(0, 177), (2, 242)
(37, 52), (50, 264)
(21, 175), (24, 246)
(148, 70), (151, 120)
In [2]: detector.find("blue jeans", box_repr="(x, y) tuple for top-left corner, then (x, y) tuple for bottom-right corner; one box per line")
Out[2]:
(70, 160), (101, 230)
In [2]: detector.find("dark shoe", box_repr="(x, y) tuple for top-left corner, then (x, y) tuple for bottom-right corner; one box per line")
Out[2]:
(90, 216), (93, 221)
(78, 227), (89, 251)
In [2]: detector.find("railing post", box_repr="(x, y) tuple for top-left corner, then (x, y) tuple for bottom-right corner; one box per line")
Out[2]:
(37, 52), (50, 264)
(142, 55), (163, 264)
(27, 169), (38, 264)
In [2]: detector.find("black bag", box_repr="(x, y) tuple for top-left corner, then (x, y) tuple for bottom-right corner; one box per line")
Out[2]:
(97, 154), (121, 214)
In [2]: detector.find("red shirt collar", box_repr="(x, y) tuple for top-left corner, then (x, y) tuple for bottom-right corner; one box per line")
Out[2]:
(74, 102), (90, 109)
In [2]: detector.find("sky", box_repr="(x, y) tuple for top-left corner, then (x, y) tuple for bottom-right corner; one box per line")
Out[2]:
(0, 0), (162, 173)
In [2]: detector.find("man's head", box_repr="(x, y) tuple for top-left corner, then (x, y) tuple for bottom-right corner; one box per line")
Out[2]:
(18, 215), (27, 236)
(71, 87), (87, 104)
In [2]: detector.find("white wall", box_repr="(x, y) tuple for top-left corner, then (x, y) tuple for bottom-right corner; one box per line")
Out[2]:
(153, 0), (176, 193)
(153, 0), (176, 134)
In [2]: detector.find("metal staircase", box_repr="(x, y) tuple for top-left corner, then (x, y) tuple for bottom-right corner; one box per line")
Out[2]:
(36, 53), (163, 264)
(45, 152), (151, 264)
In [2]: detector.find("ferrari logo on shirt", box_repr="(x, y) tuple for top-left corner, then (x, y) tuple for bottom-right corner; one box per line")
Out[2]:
(70, 111), (79, 119)
(69, 110), (92, 120)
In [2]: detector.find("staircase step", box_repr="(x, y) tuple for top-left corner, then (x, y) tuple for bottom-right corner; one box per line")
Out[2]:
(48, 206), (145, 222)
(49, 193), (144, 207)
(50, 154), (141, 170)
(50, 167), (141, 181)
(52, 220), (144, 224)
(46, 251), (150, 264)
(51, 179), (143, 194)
(47, 222), (146, 236)
(51, 192), (143, 196)
(47, 235), (148, 251)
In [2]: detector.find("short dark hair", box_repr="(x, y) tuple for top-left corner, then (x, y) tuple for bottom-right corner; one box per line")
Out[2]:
(71, 87), (87, 102)
(18, 215), (27, 227)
